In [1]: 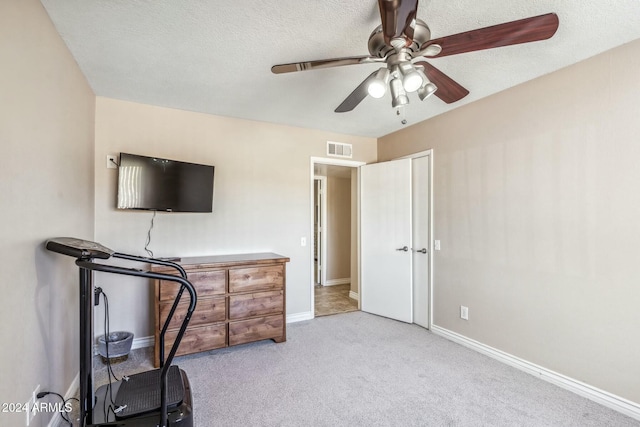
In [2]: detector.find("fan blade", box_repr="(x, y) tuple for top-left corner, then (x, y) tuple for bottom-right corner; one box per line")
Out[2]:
(271, 56), (384, 74)
(378, 0), (419, 45)
(335, 71), (378, 113)
(415, 61), (469, 104)
(422, 13), (559, 57)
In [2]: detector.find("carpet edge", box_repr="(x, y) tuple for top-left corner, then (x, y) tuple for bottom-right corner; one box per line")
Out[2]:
(431, 325), (640, 422)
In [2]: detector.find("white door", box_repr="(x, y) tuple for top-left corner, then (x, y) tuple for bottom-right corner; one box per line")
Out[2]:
(412, 155), (430, 328)
(360, 158), (413, 323)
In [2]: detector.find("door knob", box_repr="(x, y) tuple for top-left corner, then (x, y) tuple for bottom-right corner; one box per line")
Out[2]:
(412, 248), (428, 254)
(396, 246), (409, 252)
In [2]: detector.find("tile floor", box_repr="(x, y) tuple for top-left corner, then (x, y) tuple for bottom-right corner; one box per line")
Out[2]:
(314, 283), (359, 317)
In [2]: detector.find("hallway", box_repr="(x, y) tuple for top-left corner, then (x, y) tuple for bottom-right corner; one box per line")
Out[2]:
(314, 284), (358, 317)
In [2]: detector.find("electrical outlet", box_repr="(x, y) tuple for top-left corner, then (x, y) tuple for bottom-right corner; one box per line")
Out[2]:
(460, 306), (469, 320)
(26, 384), (39, 426)
(434, 240), (441, 251)
(106, 155), (118, 169)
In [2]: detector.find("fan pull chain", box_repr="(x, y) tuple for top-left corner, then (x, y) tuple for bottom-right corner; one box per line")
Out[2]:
(397, 107), (407, 125)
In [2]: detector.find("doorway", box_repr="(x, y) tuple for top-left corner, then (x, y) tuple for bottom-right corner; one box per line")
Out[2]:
(310, 157), (365, 318)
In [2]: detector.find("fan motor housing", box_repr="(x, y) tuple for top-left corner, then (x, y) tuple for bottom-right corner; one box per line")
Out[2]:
(368, 19), (431, 57)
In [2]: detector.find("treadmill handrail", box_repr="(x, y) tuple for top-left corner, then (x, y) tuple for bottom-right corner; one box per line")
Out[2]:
(113, 252), (189, 278)
(73, 260), (196, 367)
(75, 259), (196, 427)
(112, 253), (188, 368)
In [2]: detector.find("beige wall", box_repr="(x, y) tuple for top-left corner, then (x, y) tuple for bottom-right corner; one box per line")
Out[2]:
(326, 176), (351, 281)
(378, 39), (640, 404)
(94, 97), (376, 337)
(0, 1), (95, 425)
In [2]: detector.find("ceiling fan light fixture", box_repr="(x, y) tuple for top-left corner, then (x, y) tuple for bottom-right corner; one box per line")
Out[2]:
(399, 63), (423, 92)
(416, 68), (437, 101)
(367, 68), (390, 98)
(403, 71), (423, 92)
(418, 82), (438, 100)
(392, 94), (409, 108)
(390, 77), (409, 108)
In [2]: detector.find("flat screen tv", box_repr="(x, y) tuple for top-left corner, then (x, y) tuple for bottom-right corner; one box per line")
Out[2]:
(117, 153), (214, 213)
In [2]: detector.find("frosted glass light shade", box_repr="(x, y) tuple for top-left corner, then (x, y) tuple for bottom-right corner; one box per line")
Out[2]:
(402, 70), (423, 92)
(367, 80), (387, 98)
(367, 68), (390, 98)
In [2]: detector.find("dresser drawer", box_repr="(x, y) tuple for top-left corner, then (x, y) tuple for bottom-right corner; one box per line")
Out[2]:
(228, 314), (284, 346)
(229, 265), (283, 293)
(228, 290), (283, 320)
(164, 324), (226, 357)
(159, 269), (226, 301)
(159, 296), (225, 330)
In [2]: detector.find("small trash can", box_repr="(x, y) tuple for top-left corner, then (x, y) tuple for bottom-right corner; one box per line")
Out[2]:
(98, 331), (134, 364)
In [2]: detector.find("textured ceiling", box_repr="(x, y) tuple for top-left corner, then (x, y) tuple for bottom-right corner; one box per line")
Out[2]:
(40, 1), (640, 138)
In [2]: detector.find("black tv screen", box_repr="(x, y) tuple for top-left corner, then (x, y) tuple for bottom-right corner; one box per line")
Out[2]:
(117, 153), (214, 213)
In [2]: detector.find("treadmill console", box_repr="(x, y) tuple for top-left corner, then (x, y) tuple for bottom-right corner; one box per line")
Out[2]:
(46, 237), (114, 260)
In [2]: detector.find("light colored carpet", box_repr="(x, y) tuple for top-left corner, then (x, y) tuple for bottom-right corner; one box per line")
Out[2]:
(93, 312), (639, 426)
(177, 312), (638, 426)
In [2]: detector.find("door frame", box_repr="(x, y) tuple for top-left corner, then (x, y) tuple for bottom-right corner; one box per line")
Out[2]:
(395, 149), (434, 329)
(309, 157), (366, 319)
(313, 175), (327, 286)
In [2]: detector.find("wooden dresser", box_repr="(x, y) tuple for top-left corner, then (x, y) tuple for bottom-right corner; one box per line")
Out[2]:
(152, 253), (289, 367)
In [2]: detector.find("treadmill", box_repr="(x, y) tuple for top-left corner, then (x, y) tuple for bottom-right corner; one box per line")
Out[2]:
(46, 237), (197, 427)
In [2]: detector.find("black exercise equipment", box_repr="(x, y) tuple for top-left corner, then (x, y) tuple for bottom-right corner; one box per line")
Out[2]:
(46, 237), (197, 427)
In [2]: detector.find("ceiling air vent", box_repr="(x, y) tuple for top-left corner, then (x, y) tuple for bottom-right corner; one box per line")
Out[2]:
(327, 141), (353, 158)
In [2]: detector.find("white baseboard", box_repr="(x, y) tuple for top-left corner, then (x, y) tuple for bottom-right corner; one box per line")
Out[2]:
(287, 311), (314, 323)
(324, 278), (350, 286)
(431, 325), (640, 421)
(349, 291), (359, 301)
(64, 372), (80, 405)
(131, 335), (154, 349)
(47, 372), (79, 427)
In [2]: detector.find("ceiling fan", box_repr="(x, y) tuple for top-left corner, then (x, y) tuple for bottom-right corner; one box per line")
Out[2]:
(271, 0), (559, 113)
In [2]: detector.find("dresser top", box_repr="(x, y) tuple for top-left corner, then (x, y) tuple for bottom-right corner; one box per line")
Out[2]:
(153, 252), (289, 271)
